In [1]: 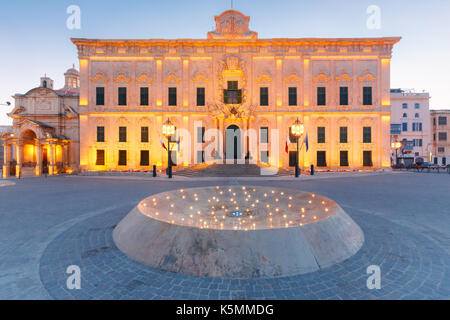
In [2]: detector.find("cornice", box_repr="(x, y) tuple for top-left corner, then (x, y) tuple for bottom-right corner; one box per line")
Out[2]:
(72, 37), (401, 59)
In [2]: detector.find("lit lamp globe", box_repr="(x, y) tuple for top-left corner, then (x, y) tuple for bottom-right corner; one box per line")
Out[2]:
(292, 118), (304, 137)
(162, 119), (175, 179)
(162, 119), (175, 138)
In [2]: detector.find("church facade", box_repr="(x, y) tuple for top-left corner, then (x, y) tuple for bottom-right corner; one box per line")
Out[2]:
(1, 69), (80, 178)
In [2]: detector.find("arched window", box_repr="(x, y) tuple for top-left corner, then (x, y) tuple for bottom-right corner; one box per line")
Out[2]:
(43, 80), (47, 88)
(403, 113), (407, 118)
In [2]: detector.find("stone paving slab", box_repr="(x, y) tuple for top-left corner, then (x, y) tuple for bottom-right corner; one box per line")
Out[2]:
(0, 173), (449, 300)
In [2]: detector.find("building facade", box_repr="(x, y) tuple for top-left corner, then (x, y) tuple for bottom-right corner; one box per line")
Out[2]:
(1, 69), (80, 178)
(390, 89), (431, 163)
(0, 125), (13, 169)
(72, 10), (399, 173)
(430, 109), (450, 165)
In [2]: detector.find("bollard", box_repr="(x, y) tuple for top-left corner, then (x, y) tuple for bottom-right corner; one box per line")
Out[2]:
(153, 165), (157, 177)
(310, 164), (315, 176)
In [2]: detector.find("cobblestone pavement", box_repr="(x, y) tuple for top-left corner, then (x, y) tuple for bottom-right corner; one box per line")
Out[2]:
(1, 172), (449, 299)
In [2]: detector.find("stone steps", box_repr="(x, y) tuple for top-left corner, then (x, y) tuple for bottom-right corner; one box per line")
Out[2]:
(174, 164), (293, 177)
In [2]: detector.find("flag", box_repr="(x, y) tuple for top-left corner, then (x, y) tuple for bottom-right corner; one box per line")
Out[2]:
(285, 135), (290, 153)
(160, 136), (167, 151)
(305, 134), (309, 152)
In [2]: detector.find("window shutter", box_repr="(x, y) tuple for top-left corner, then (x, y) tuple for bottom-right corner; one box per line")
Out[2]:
(237, 90), (242, 104)
(223, 89), (228, 104)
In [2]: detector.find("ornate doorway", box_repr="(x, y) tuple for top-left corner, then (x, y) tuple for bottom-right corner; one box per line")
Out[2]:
(226, 125), (241, 161)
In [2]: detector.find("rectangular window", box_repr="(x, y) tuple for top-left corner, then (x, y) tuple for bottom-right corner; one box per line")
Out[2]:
(317, 87), (326, 106)
(141, 127), (149, 143)
(96, 87), (105, 106)
(438, 116), (447, 125)
(96, 150), (105, 166)
(340, 127), (348, 143)
(260, 151), (269, 164)
(260, 127), (269, 144)
(119, 127), (127, 143)
(339, 87), (349, 106)
(118, 150), (127, 166)
(118, 87), (127, 106)
(418, 139), (423, 147)
(288, 87), (297, 106)
(97, 126), (105, 142)
(260, 87), (269, 106)
(402, 122), (408, 132)
(168, 87), (177, 106)
(363, 87), (372, 105)
(317, 151), (327, 167)
(317, 127), (325, 143)
(438, 132), (447, 141)
(434, 157), (438, 165)
(140, 150), (149, 166)
(224, 81), (241, 104)
(443, 157), (447, 165)
(196, 151), (205, 164)
(197, 127), (205, 143)
(418, 123), (422, 131)
(433, 118), (436, 126)
(340, 151), (349, 167)
(140, 87), (149, 106)
(363, 151), (373, 167)
(363, 127), (372, 143)
(438, 147), (445, 153)
(196, 87), (205, 106)
(289, 151), (298, 167)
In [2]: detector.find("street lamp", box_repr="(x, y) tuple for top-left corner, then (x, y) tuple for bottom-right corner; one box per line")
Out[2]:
(162, 118), (175, 179)
(391, 140), (402, 168)
(291, 118), (304, 178)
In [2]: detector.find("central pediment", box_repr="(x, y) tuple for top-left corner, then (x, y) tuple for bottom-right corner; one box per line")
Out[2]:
(207, 10), (258, 40)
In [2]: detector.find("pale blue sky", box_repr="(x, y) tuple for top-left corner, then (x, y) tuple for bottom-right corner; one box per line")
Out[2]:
(1, 0), (449, 125)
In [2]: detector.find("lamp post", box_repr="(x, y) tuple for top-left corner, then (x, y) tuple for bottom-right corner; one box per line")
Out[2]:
(291, 118), (305, 178)
(391, 140), (402, 168)
(162, 118), (175, 179)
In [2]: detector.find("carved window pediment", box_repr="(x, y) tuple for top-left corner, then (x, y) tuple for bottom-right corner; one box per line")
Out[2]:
(192, 71), (209, 82)
(136, 72), (153, 83)
(358, 70), (377, 82)
(312, 71), (331, 83)
(164, 69), (181, 83)
(284, 68), (302, 82)
(91, 71), (110, 83)
(256, 71), (273, 83)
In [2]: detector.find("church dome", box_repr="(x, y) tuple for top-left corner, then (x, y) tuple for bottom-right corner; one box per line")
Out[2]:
(64, 67), (79, 76)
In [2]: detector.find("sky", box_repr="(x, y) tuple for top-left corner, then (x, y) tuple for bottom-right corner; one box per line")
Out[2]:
(1, 0), (449, 125)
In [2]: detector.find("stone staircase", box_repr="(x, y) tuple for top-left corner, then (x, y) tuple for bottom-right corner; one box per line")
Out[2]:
(174, 163), (293, 177)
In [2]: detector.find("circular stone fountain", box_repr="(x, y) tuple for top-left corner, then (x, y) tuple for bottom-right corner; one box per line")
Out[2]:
(113, 186), (364, 279)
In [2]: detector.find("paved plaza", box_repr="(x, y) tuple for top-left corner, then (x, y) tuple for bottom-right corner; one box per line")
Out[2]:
(0, 172), (449, 300)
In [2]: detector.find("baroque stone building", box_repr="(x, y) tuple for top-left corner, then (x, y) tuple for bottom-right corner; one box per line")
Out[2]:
(390, 89), (431, 163)
(1, 69), (80, 178)
(72, 10), (400, 173)
(430, 109), (450, 165)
